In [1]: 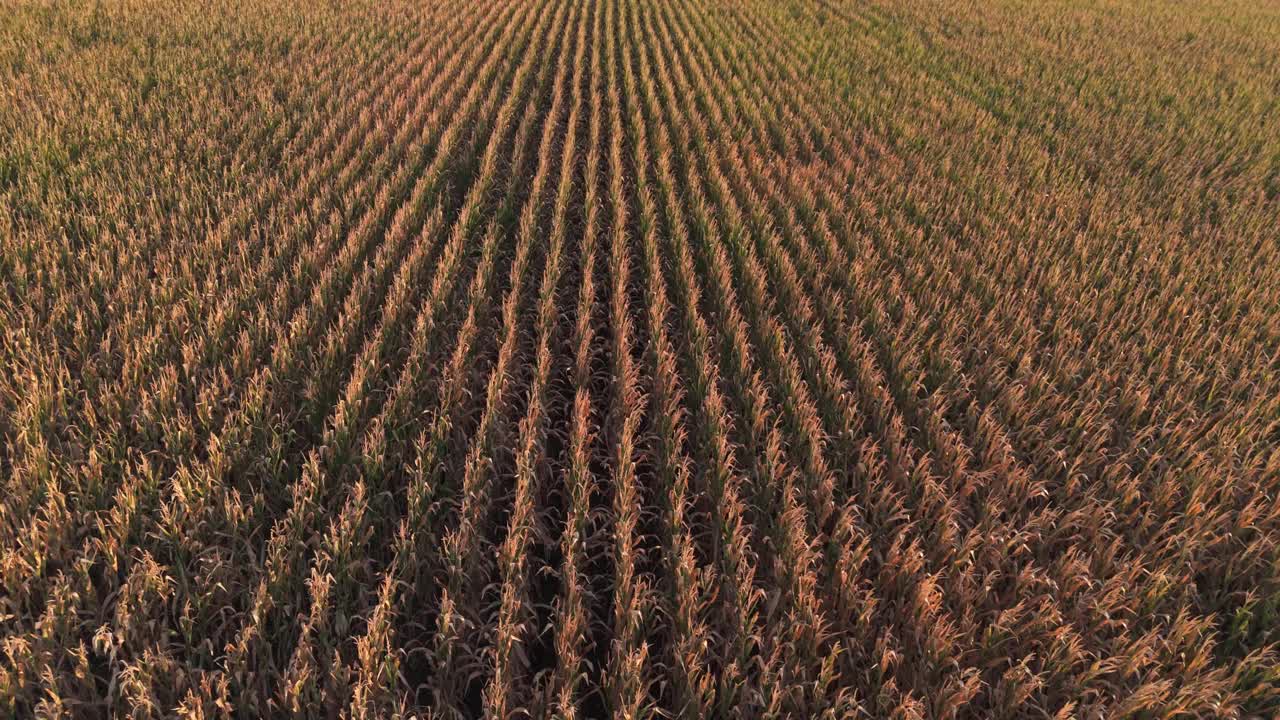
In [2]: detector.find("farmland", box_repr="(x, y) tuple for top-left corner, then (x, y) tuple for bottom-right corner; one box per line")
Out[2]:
(2, 0), (1279, 716)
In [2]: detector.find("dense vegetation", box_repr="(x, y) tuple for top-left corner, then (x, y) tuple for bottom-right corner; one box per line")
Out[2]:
(2, 0), (1278, 717)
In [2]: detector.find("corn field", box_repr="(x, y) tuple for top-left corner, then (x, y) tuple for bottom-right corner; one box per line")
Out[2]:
(2, 0), (1279, 717)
